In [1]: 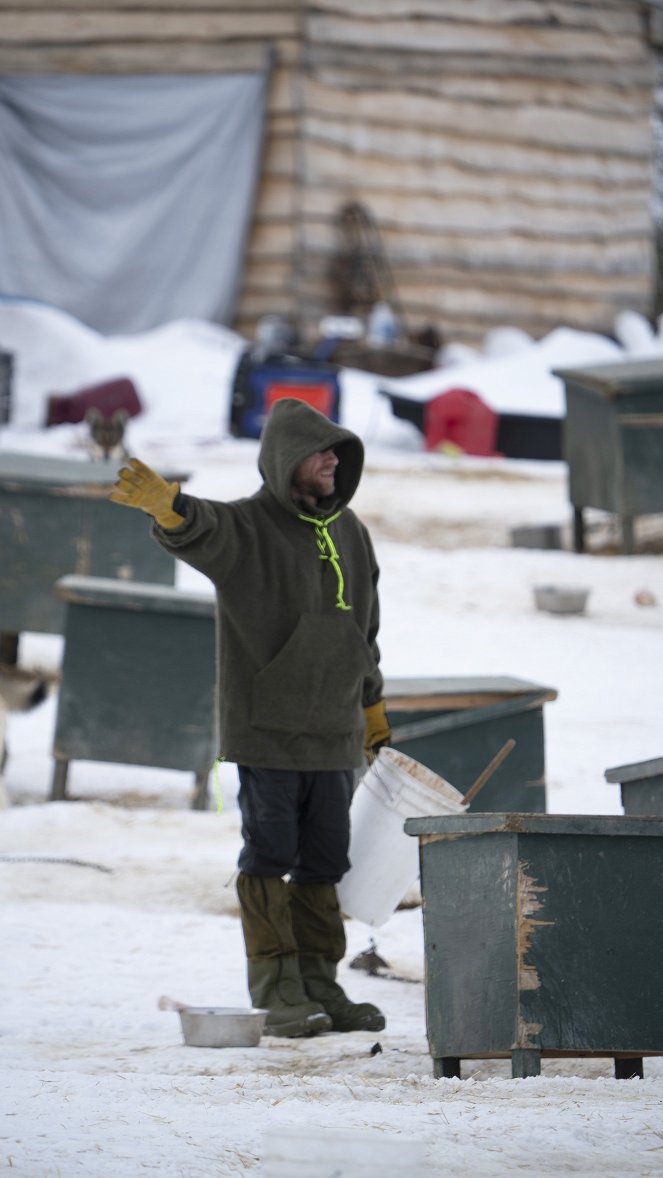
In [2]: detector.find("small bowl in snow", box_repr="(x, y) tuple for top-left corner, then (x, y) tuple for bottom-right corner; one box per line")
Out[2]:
(533, 585), (590, 615)
(179, 1006), (267, 1048)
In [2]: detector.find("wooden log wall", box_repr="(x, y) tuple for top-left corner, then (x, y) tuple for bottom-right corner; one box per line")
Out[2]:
(0, 0), (657, 346)
(296, 0), (657, 345)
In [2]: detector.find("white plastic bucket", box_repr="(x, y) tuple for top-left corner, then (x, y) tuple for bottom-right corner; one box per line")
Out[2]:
(336, 747), (467, 927)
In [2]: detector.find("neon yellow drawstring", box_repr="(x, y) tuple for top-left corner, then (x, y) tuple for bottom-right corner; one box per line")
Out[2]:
(297, 510), (352, 611)
(213, 758), (224, 813)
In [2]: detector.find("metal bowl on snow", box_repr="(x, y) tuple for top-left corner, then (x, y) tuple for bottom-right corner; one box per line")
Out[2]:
(533, 584), (590, 615)
(179, 1006), (267, 1048)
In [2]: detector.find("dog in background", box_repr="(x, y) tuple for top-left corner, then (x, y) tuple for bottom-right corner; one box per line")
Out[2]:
(0, 664), (55, 807)
(85, 407), (130, 463)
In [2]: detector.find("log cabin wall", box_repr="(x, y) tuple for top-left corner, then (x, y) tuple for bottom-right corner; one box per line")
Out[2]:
(296, 0), (658, 346)
(0, 0), (657, 347)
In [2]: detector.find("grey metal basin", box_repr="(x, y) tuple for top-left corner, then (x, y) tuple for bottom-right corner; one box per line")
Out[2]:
(179, 1006), (267, 1048)
(533, 584), (590, 615)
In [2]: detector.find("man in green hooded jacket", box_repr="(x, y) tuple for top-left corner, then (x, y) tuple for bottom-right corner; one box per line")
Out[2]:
(110, 398), (391, 1038)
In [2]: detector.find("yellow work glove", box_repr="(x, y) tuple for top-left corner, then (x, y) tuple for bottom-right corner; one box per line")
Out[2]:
(363, 699), (391, 762)
(109, 457), (185, 529)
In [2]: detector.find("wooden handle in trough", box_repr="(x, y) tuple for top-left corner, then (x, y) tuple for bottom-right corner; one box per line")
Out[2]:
(461, 738), (516, 806)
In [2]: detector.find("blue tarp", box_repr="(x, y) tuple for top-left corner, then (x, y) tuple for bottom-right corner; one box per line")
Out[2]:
(0, 71), (268, 333)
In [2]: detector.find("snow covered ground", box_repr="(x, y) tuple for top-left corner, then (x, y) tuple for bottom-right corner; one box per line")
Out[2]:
(1, 300), (663, 1176)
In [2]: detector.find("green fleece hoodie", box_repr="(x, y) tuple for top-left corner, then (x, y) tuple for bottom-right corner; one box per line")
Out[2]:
(154, 398), (383, 770)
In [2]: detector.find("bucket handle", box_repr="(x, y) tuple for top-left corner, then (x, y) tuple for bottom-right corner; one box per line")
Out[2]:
(461, 738), (516, 806)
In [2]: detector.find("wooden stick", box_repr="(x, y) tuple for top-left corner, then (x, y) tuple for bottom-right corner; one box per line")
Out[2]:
(462, 738), (516, 806)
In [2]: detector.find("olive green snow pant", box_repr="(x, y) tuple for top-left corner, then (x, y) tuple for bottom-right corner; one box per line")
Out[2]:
(237, 874), (346, 963)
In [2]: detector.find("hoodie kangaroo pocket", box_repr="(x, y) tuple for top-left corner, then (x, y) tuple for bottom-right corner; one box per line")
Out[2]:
(251, 612), (375, 735)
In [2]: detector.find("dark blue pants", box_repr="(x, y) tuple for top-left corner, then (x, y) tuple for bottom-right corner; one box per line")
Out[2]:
(236, 765), (353, 884)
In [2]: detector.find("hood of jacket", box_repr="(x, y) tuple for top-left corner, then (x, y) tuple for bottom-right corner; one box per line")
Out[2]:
(257, 397), (364, 515)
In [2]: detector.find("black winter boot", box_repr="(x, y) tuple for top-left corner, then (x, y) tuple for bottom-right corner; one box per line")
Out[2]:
(289, 881), (384, 1030)
(247, 954), (333, 1038)
(298, 954), (386, 1033)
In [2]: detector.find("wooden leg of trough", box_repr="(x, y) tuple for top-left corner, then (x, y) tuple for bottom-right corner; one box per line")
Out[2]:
(621, 515), (635, 556)
(433, 1057), (461, 1079)
(191, 769), (210, 811)
(573, 506), (585, 553)
(511, 1049), (541, 1078)
(0, 632), (19, 666)
(50, 759), (70, 801)
(614, 1056), (644, 1079)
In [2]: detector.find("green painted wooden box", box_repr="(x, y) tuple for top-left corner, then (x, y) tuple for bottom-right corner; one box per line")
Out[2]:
(51, 575), (216, 808)
(605, 756), (663, 816)
(0, 452), (184, 638)
(554, 357), (663, 554)
(385, 676), (557, 813)
(405, 813), (663, 1079)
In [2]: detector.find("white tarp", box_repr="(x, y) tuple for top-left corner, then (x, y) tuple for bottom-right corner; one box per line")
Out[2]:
(0, 72), (268, 333)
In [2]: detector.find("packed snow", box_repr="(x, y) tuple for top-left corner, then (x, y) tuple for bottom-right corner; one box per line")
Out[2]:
(1, 299), (663, 1177)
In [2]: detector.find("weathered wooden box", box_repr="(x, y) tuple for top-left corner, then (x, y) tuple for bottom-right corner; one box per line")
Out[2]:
(405, 813), (663, 1078)
(605, 756), (663, 816)
(0, 452), (183, 637)
(554, 357), (663, 554)
(385, 677), (557, 813)
(51, 575), (216, 808)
